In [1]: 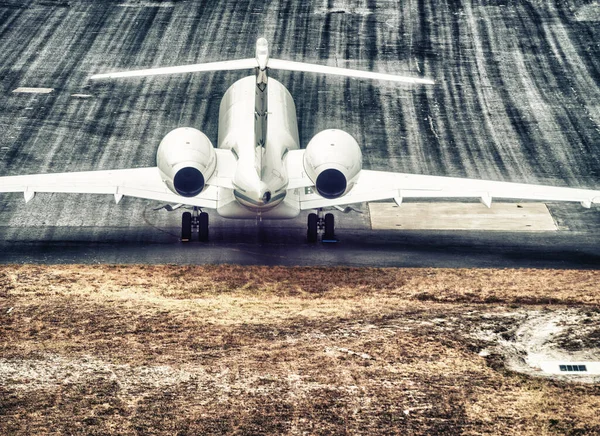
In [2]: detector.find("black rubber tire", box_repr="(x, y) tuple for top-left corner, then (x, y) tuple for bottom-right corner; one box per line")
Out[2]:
(181, 211), (192, 242)
(324, 213), (335, 240)
(307, 213), (318, 243)
(198, 212), (209, 242)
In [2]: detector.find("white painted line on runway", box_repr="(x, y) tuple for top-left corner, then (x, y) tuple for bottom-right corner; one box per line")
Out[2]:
(117, 2), (175, 7)
(369, 202), (558, 231)
(71, 94), (93, 98)
(12, 87), (54, 94)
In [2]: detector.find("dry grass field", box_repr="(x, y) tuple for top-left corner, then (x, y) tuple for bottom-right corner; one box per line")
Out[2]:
(1, 265), (599, 435)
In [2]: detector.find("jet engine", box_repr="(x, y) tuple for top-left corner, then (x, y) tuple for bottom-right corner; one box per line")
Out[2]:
(157, 127), (217, 197)
(303, 129), (362, 199)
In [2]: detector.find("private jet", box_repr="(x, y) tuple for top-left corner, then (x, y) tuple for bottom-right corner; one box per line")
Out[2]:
(1, 38), (599, 242)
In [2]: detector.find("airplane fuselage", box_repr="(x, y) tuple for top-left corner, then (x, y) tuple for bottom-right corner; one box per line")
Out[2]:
(216, 76), (302, 219)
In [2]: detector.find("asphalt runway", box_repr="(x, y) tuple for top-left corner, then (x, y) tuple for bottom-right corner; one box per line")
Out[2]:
(0, 0), (599, 267)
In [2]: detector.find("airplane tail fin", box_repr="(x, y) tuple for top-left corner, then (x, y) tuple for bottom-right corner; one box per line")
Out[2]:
(91, 39), (434, 183)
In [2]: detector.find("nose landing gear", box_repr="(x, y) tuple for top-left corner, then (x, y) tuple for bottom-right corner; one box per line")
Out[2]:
(307, 209), (337, 243)
(181, 207), (209, 242)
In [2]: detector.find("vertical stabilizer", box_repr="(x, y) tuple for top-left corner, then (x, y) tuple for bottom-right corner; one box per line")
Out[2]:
(255, 38), (269, 178)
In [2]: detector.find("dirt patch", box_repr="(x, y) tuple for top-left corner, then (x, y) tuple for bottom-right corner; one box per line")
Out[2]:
(1, 265), (599, 435)
(469, 308), (600, 382)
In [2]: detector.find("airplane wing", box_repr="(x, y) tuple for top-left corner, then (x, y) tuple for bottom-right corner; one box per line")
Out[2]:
(0, 167), (219, 208)
(0, 150), (236, 208)
(292, 168), (600, 210)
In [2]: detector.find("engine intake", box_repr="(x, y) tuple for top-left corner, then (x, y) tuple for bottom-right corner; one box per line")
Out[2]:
(304, 129), (362, 199)
(316, 168), (347, 199)
(173, 167), (205, 197)
(157, 127), (216, 197)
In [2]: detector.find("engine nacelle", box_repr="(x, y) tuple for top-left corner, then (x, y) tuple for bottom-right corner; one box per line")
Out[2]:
(157, 127), (216, 197)
(303, 129), (362, 199)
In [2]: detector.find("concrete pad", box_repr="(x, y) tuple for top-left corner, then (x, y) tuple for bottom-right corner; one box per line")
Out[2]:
(12, 87), (54, 94)
(369, 202), (558, 231)
(575, 4), (600, 21)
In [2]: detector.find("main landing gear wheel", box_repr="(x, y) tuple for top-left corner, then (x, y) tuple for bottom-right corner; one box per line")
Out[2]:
(307, 213), (318, 243)
(323, 213), (335, 241)
(306, 210), (337, 243)
(181, 208), (209, 242)
(181, 212), (192, 242)
(198, 212), (209, 242)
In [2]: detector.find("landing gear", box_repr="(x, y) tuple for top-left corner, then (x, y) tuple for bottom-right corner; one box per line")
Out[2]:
(198, 211), (209, 242)
(181, 212), (192, 242)
(323, 213), (335, 241)
(307, 213), (318, 243)
(181, 207), (209, 242)
(306, 210), (337, 243)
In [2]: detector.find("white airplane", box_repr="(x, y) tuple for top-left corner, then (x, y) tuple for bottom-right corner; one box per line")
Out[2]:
(1, 38), (599, 242)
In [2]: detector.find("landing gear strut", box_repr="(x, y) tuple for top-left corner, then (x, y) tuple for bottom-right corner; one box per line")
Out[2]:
(181, 207), (209, 242)
(307, 209), (337, 243)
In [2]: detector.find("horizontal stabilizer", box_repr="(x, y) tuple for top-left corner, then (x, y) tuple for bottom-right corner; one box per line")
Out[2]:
(91, 58), (257, 80)
(269, 58), (434, 85)
(90, 50), (433, 85)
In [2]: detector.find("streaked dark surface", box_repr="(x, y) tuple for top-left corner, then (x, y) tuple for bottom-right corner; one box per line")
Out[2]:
(1, 225), (599, 268)
(0, 0), (598, 266)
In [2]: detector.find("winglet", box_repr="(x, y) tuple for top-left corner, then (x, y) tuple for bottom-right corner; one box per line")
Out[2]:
(24, 189), (35, 203)
(480, 193), (492, 208)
